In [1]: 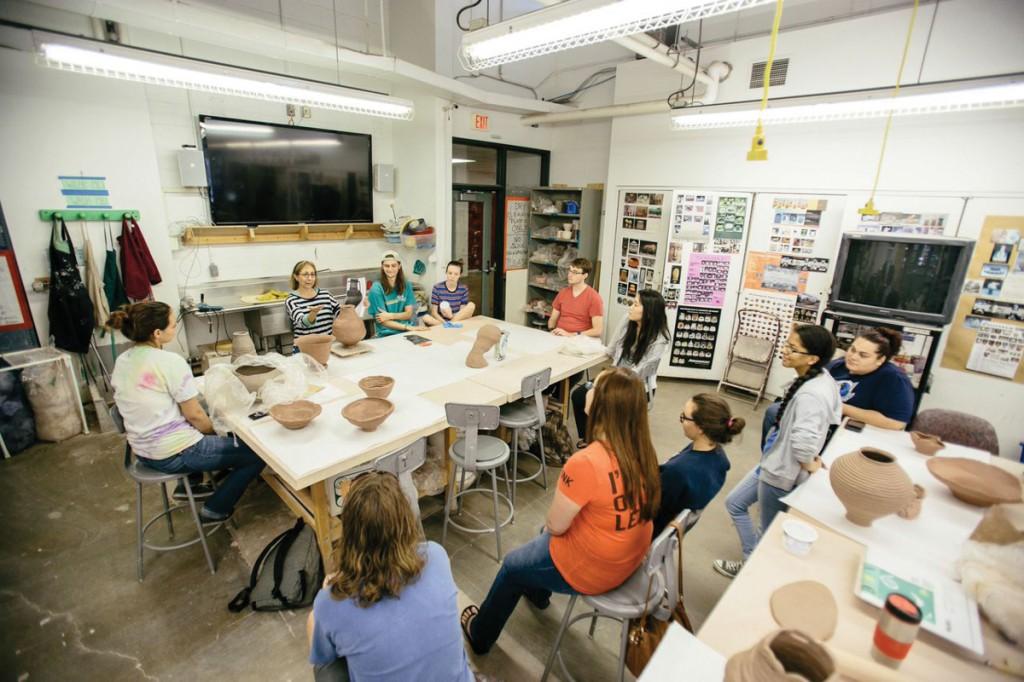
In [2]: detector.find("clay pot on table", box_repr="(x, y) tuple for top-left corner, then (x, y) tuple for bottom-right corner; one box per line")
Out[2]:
(342, 397), (395, 432)
(230, 330), (256, 362)
(358, 375), (394, 399)
(333, 305), (366, 347)
(234, 364), (280, 395)
(269, 400), (322, 430)
(910, 431), (945, 456)
(466, 324), (502, 368)
(897, 484), (927, 520)
(829, 447), (914, 526)
(926, 457), (1023, 507)
(725, 629), (837, 682)
(295, 333), (335, 366)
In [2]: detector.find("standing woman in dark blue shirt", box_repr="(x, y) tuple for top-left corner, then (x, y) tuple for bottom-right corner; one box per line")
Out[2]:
(828, 327), (915, 430)
(655, 393), (745, 536)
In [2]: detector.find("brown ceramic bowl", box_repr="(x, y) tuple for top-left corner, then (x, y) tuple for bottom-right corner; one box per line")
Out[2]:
(234, 364), (280, 394)
(341, 398), (395, 432)
(910, 431), (945, 456)
(269, 400), (322, 430)
(358, 375), (395, 399)
(927, 457), (1023, 507)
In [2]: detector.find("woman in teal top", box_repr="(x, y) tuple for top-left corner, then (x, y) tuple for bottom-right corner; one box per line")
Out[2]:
(367, 251), (425, 337)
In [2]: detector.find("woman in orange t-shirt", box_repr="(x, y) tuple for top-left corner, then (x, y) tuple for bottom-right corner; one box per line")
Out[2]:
(460, 367), (661, 655)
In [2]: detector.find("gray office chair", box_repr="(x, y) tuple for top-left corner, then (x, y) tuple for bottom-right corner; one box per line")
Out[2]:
(111, 405), (222, 581)
(541, 509), (693, 682)
(441, 403), (513, 560)
(496, 367), (551, 506)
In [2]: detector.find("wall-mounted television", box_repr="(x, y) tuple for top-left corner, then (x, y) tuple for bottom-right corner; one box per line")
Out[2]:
(828, 233), (973, 326)
(200, 115), (373, 225)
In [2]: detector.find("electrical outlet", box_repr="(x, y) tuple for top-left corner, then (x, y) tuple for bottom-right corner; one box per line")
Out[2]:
(469, 17), (488, 30)
(301, 106), (311, 118)
(286, 104), (296, 117)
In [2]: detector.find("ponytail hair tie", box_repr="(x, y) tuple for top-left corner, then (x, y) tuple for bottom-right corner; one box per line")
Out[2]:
(727, 418), (735, 427)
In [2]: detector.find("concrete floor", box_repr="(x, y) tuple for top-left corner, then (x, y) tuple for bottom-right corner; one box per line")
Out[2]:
(0, 377), (768, 681)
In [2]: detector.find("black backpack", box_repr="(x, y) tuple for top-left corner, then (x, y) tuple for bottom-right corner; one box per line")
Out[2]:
(228, 519), (324, 612)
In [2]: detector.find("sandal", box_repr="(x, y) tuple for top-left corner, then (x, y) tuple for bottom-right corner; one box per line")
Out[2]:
(461, 605), (488, 655)
(575, 439), (588, 450)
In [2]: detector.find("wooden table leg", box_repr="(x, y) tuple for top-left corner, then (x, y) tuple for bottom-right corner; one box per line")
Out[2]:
(560, 377), (570, 421)
(310, 482), (337, 569)
(443, 426), (456, 494)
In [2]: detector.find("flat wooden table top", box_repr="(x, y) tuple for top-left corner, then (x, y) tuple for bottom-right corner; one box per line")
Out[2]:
(698, 512), (1018, 680)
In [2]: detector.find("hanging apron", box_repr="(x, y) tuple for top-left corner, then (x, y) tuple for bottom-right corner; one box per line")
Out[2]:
(102, 222), (129, 311)
(119, 217), (152, 300)
(129, 217), (162, 287)
(83, 227), (109, 328)
(48, 218), (95, 353)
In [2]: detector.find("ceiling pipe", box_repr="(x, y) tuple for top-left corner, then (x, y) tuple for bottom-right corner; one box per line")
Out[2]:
(521, 60), (730, 125)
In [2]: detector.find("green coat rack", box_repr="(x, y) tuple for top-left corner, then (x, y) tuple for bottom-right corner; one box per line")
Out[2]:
(39, 209), (140, 221)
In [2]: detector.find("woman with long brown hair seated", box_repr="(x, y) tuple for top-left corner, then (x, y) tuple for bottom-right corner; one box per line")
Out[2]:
(307, 472), (473, 681)
(460, 367), (661, 655)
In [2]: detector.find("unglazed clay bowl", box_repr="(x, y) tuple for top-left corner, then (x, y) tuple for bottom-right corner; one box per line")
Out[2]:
(910, 431), (945, 456)
(234, 364), (280, 394)
(269, 400), (321, 430)
(927, 457), (1023, 507)
(358, 375), (395, 399)
(341, 397), (395, 432)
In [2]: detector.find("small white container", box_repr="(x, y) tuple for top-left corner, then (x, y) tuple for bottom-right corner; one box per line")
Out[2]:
(782, 519), (818, 556)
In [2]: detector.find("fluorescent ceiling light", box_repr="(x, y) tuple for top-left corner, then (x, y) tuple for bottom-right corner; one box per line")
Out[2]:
(451, 158), (477, 164)
(39, 42), (414, 121)
(460, 0), (774, 71)
(671, 82), (1024, 129)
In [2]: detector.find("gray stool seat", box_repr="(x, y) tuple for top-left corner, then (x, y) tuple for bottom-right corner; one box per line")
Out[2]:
(498, 399), (539, 427)
(450, 436), (511, 469)
(581, 568), (666, 620)
(127, 462), (184, 484)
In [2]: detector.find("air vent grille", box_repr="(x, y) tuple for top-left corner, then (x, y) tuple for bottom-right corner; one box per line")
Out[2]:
(750, 58), (789, 88)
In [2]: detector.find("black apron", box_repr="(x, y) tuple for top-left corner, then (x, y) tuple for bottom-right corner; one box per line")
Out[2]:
(48, 218), (95, 353)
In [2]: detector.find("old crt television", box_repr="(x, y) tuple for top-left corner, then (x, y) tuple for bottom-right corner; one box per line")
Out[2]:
(828, 234), (972, 326)
(200, 115), (372, 225)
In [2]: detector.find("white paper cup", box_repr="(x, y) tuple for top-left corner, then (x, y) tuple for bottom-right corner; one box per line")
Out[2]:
(782, 519), (818, 556)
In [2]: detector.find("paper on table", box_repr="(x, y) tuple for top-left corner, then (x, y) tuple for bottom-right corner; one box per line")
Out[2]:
(639, 622), (725, 681)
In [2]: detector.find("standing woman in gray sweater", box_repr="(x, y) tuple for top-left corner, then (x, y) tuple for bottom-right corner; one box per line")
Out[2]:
(572, 289), (670, 448)
(713, 325), (841, 579)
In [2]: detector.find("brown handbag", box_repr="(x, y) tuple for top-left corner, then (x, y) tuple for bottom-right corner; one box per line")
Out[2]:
(625, 519), (694, 677)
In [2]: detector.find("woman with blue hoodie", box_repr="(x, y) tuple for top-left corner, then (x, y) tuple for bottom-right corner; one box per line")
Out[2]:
(713, 324), (841, 579)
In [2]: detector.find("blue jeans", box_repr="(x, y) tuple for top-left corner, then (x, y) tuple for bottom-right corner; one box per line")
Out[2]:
(761, 402), (780, 450)
(140, 435), (265, 515)
(470, 532), (575, 653)
(724, 466), (790, 559)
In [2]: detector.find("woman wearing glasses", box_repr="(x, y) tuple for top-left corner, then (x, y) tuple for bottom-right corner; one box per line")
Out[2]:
(714, 325), (841, 579)
(571, 289), (669, 449)
(286, 260), (340, 341)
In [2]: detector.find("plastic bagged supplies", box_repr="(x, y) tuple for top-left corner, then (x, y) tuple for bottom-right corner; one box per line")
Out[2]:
(558, 335), (605, 357)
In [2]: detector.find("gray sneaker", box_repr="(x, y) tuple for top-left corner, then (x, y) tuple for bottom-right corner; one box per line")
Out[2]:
(713, 559), (744, 579)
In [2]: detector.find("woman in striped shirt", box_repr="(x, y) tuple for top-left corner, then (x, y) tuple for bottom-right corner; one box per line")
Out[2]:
(286, 260), (340, 341)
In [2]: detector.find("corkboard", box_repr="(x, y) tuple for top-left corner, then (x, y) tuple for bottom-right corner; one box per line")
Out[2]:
(940, 215), (1024, 383)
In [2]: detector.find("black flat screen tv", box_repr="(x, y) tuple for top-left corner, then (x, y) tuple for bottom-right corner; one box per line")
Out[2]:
(200, 115), (372, 225)
(829, 234), (972, 326)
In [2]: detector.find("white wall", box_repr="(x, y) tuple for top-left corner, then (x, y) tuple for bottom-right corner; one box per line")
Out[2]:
(597, 0), (1024, 458)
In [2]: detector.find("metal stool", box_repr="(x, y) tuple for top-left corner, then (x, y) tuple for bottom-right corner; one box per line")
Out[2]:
(330, 438), (427, 528)
(496, 367), (551, 507)
(638, 361), (658, 412)
(111, 406), (222, 581)
(441, 403), (513, 560)
(541, 509), (693, 682)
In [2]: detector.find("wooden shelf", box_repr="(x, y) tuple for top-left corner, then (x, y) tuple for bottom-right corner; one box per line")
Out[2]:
(532, 212), (581, 219)
(531, 235), (578, 244)
(180, 222), (384, 246)
(529, 281), (564, 293)
(529, 260), (560, 268)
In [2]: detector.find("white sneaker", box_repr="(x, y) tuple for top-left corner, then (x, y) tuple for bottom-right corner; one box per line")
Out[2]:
(712, 559), (744, 579)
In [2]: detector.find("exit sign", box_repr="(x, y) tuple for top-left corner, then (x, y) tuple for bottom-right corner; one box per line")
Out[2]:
(473, 114), (489, 131)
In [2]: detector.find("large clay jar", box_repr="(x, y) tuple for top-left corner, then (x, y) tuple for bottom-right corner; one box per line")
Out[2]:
(230, 330), (256, 362)
(725, 629), (837, 682)
(829, 447), (914, 526)
(333, 305), (366, 347)
(295, 333), (335, 366)
(466, 324), (502, 368)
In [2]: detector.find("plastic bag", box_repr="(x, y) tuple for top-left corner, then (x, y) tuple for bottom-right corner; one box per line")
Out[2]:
(258, 353), (328, 407)
(558, 335), (605, 357)
(21, 362), (82, 442)
(204, 364), (255, 435)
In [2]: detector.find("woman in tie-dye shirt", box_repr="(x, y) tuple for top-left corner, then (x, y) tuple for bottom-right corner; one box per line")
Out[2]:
(109, 302), (264, 523)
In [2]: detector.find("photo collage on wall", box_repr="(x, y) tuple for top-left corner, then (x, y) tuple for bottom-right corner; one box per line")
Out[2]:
(671, 306), (721, 369)
(621, 192), (666, 233)
(617, 236), (660, 304)
(769, 198), (827, 254)
(855, 212), (947, 236)
(712, 196), (748, 254)
(672, 193), (714, 243)
(743, 252), (810, 295)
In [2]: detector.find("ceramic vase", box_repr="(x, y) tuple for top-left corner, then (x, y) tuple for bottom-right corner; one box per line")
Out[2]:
(829, 447), (914, 526)
(466, 324), (502, 368)
(724, 629), (837, 682)
(333, 305), (366, 347)
(230, 330), (256, 362)
(295, 333), (335, 366)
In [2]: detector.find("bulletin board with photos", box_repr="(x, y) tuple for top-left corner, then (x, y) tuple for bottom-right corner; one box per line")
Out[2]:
(941, 215), (1024, 383)
(614, 190), (670, 311)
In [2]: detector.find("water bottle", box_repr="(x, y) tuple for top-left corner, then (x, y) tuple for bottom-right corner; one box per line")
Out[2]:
(496, 330), (510, 361)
